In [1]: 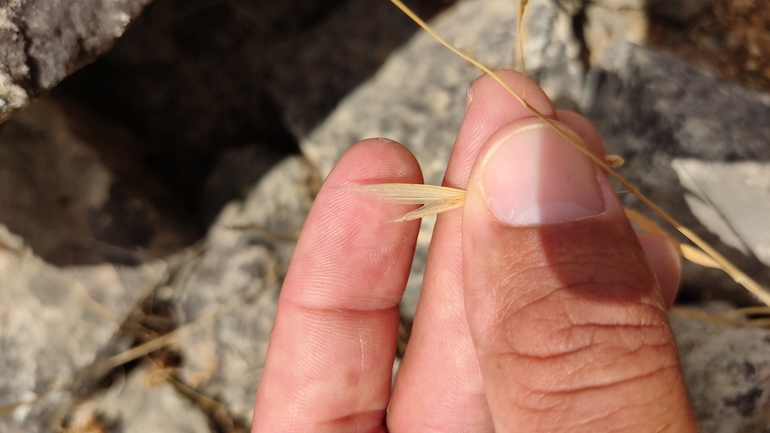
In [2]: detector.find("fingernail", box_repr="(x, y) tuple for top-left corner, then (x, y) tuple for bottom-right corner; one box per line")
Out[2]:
(481, 123), (604, 225)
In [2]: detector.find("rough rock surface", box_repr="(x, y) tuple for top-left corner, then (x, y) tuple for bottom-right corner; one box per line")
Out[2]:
(671, 304), (770, 432)
(523, 0), (585, 109)
(0, 96), (193, 430)
(582, 40), (770, 305)
(65, 365), (212, 433)
(0, 0), (153, 122)
(172, 156), (318, 423)
(0, 226), (166, 432)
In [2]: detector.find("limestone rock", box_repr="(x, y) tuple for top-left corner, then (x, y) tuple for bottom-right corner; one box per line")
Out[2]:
(591, 0), (713, 23)
(671, 304), (770, 432)
(671, 160), (770, 268)
(0, 226), (166, 432)
(172, 156), (318, 423)
(64, 365), (212, 433)
(582, 41), (770, 305)
(0, 0), (153, 122)
(61, 0), (448, 202)
(523, 0), (586, 109)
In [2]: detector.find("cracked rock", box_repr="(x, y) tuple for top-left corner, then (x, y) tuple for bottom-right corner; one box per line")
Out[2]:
(0, 0), (154, 122)
(172, 156), (318, 424)
(64, 365), (212, 433)
(582, 41), (770, 305)
(671, 303), (770, 432)
(0, 226), (166, 432)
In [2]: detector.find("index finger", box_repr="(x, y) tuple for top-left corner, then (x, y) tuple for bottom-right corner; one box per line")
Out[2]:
(253, 139), (422, 432)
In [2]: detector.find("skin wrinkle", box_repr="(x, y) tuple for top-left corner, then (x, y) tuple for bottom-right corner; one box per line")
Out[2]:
(490, 258), (662, 320)
(470, 227), (658, 308)
(494, 322), (674, 363)
(485, 277), (667, 354)
(495, 352), (681, 400)
(564, 387), (681, 433)
(505, 327), (676, 380)
(492, 367), (675, 431)
(276, 306), (398, 398)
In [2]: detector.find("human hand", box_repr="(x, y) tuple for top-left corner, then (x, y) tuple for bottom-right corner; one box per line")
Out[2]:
(252, 71), (698, 432)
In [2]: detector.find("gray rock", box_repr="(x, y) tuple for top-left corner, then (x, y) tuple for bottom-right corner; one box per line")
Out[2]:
(582, 41), (770, 305)
(523, 0), (586, 109)
(172, 156), (318, 423)
(671, 160), (770, 268)
(64, 365), (212, 433)
(301, 0), (518, 181)
(0, 0), (153, 122)
(671, 304), (770, 432)
(0, 225), (167, 432)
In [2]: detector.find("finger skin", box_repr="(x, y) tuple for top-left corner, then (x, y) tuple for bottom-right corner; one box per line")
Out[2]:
(637, 232), (682, 308)
(253, 139), (421, 432)
(388, 71), (556, 431)
(462, 120), (697, 432)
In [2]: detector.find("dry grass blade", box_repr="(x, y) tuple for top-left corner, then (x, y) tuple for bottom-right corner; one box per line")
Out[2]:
(338, 183), (465, 204)
(624, 208), (720, 269)
(340, 184), (465, 222)
(384, 0), (770, 306)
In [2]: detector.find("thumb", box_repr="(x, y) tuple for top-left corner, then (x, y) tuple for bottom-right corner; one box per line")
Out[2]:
(462, 118), (698, 432)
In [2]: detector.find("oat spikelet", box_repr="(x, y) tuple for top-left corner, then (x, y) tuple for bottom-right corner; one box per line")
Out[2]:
(605, 154), (624, 168)
(339, 183), (465, 222)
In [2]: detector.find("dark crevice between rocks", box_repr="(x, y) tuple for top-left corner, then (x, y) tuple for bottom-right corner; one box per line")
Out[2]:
(723, 387), (763, 417)
(36, 0), (457, 269)
(569, 1), (591, 71)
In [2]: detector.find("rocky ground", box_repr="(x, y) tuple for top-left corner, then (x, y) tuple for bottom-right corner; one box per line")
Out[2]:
(1, 0), (769, 431)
